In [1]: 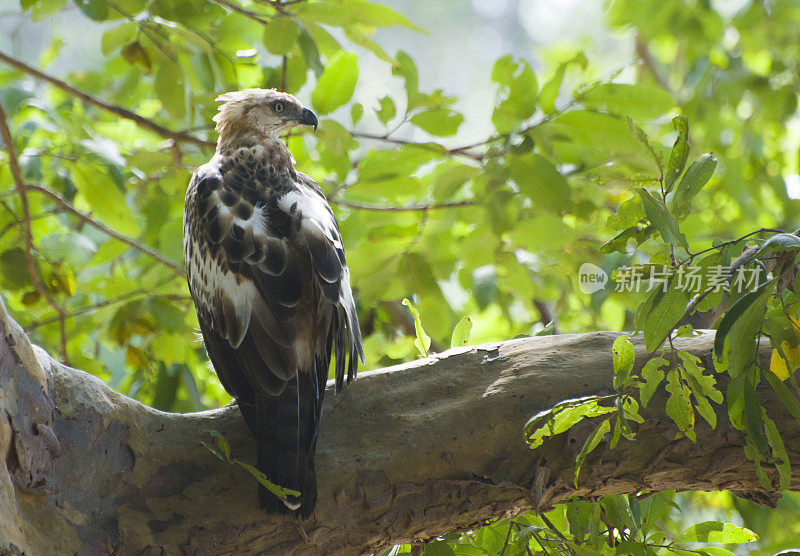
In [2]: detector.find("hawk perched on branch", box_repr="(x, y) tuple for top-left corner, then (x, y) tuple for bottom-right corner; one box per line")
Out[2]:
(183, 89), (363, 516)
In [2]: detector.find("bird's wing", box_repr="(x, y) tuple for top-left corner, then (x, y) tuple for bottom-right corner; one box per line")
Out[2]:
(185, 152), (362, 399)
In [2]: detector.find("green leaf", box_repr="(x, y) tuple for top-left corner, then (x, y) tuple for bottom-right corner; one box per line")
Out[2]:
(121, 41), (152, 73)
(524, 398), (616, 449)
(297, 26), (323, 75)
(612, 335), (635, 389)
(509, 154), (572, 213)
(580, 83), (674, 120)
(755, 232), (800, 256)
(296, 0), (423, 31)
(763, 370), (800, 427)
(235, 461), (301, 499)
(714, 279), (775, 375)
(472, 265), (497, 310)
(539, 52), (587, 114)
(664, 115), (689, 192)
(72, 167), (139, 237)
(72, 0), (108, 20)
(374, 95), (396, 126)
(675, 521), (757, 543)
(262, 16), (300, 55)
(155, 61), (186, 120)
(642, 282), (691, 352)
(0, 247), (31, 291)
(311, 51), (358, 115)
(206, 430), (230, 461)
(410, 108), (463, 137)
(665, 369), (695, 441)
(508, 214), (576, 253)
(639, 356), (668, 407)
(670, 153), (717, 218)
(100, 22), (137, 56)
(350, 102), (363, 125)
(762, 408), (790, 490)
(422, 540), (456, 556)
(637, 188), (689, 250)
(355, 144), (437, 184)
(743, 374), (768, 454)
(450, 317), (472, 348)
(402, 298), (431, 357)
(392, 50), (418, 101)
(574, 418), (610, 486)
(491, 55), (538, 132)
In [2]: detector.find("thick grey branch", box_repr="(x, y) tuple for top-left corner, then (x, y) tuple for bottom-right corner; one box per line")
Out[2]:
(0, 298), (795, 555)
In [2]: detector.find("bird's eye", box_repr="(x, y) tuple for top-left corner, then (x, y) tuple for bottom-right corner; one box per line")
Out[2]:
(274, 102), (284, 113)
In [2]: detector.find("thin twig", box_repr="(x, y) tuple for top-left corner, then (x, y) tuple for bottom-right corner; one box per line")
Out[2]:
(0, 50), (215, 149)
(0, 101), (70, 361)
(24, 184), (186, 277)
(349, 131), (484, 162)
(498, 521), (514, 556)
(27, 286), (189, 331)
(210, 0), (272, 24)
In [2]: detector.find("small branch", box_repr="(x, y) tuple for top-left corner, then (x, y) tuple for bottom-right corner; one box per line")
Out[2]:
(0, 50), (215, 150)
(210, 0), (273, 24)
(26, 284), (188, 331)
(24, 184), (186, 277)
(0, 100), (69, 361)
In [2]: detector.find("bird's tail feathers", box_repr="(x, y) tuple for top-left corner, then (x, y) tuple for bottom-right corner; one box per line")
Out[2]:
(238, 365), (322, 517)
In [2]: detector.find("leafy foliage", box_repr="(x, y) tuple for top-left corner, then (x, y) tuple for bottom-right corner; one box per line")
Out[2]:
(2, 0), (800, 553)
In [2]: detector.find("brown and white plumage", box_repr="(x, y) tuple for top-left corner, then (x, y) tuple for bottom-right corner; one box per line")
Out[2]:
(183, 89), (363, 516)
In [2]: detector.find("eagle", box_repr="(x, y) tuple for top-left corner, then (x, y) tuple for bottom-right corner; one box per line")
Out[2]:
(183, 88), (363, 516)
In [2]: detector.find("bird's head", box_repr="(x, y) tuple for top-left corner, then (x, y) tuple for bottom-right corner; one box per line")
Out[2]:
(213, 88), (318, 149)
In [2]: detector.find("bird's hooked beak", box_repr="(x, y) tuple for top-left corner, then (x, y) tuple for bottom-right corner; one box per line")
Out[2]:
(298, 108), (318, 132)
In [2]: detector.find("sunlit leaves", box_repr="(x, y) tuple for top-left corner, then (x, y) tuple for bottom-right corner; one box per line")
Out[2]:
(574, 418), (610, 486)
(71, 166), (138, 236)
(508, 154), (571, 212)
(311, 51), (358, 114)
(262, 17), (300, 55)
(638, 356), (668, 407)
(524, 397), (616, 449)
(101, 23), (138, 56)
(580, 82), (674, 121)
(664, 115), (689, 192)
(72, 0), (108, 20)
(611, 335), (634, 389)
(639, 279), (691, 351)
(637, 188), (688, 250)
(154, 61), (187, 120)
(670, 153), (717, 218)
(674, 521), (757, 543)
(450, 317), (472, 348)
(402, 298), (431, 357)
(374, 96), (395, 126)
(202, 430), (301, 499)
(410, 108), (463, 137)
(491, 55), (538, 133)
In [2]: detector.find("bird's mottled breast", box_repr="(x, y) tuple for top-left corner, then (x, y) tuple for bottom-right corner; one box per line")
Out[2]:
(183, 144), (297, 314)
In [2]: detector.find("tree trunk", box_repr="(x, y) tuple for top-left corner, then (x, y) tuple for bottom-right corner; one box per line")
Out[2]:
(0, 298), (794, 555)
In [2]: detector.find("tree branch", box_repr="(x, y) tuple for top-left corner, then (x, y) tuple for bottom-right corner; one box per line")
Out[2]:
(24, 183), (186, 277)
(0, 101), (69, 361)
(0, 297), (795, 554)
(0, 50), (215, 150)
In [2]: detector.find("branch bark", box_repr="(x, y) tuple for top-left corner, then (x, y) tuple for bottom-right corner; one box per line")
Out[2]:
(0, 297), (796, 555)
